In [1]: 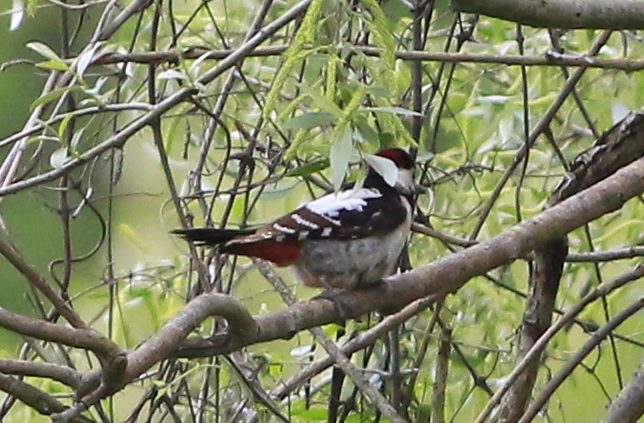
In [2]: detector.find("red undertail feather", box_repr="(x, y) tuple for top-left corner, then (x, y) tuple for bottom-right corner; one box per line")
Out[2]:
(221, 239), (302, 267)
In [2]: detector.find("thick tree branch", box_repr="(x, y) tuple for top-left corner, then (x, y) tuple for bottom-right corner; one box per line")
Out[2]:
(59, 292), (257, 421)
(0, 359), (81, 390)
(173, 148), (644, 360)
(604, 359), (644, 423)
(0, 373), (92, 423)
(452, 0), (644, 29)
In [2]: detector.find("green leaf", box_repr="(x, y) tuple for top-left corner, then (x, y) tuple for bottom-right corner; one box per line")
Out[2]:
(282, 112), (337, 131)
(57, 113), (74, 140)
(30, 86), (82, 112)
(50, 147), (68, 169)
(361, 106), (423, 117)
(27, 42), (68, 71)
(286, 157), (329, 177)
(35, 60), (69, 71)
(26, 41), (62, 62)
(300, 83), (343, 117)
(354, 115), (380, 146)
(76, 43), (101, 78)
(330, 127), (353, 190)
(297, 408), (328, 420)
(263, 0), (324, 117)
(364, 153), (398, 187)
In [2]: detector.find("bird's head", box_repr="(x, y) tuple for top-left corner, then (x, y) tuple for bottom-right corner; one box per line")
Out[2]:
(366, 148), (418, 196)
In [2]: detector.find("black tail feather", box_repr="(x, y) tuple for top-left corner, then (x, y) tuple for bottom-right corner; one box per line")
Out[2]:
(172, 228), (255, 246)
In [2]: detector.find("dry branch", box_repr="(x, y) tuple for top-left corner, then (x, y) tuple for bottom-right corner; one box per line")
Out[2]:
(0, 359), (81, 390)
(82, 45), (644, 72)
(453, 0), (644, 29)
(605, 359), (644, 423)
(0, 373), (91, 423)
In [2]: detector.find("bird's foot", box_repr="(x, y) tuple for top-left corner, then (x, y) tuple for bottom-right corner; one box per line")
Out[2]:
(311, 289), (351, 325)
(312, 280), (388, 323)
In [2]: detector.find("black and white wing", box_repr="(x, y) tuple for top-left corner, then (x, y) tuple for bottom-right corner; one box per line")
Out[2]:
(259, 187), (409, 241)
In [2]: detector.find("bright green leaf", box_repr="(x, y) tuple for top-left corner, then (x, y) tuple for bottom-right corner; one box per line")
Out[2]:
(30, 86), (82, 112)
(282, 112), (337, 131)
(286, 157), (329, 177)
(330, 126), (353, 190)
(35, 60), (69, 71)
(26, 41), (63, 62)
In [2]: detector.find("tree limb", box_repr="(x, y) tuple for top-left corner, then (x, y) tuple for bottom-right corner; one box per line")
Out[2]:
(604, 359), (644, 423)
(452, 0), (644, 29)
(0, 373), (93, 423)
(0, 359), (81, 390)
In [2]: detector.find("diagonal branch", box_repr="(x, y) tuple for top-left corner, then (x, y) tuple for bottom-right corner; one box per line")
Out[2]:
(0, 359), (81, 390)
(0, 373), (93, 423)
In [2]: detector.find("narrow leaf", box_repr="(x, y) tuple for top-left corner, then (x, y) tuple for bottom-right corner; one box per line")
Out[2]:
(30, 86), (81, 112)
(362, 106), (423, 117)
(330, 127), (353, 191)
(50, 147), (68, 169)
(282, 112), (337, 131)
(10, 0), (24, 31)
(286, 158), (330, 177)
(76, 43), (101, 78)
(364, 153), (398, 187)
(26, 42), (64, 63)
(35, 60), (70, 71)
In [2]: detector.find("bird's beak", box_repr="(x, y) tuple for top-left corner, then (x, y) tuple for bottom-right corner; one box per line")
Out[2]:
(413, 183), (427, 195)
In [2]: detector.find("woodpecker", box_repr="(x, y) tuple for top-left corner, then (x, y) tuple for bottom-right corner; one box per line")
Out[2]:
(174, 148), (417, 290)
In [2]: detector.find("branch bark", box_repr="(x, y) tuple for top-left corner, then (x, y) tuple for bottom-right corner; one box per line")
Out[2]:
(604, 359), (644, 423)
(82, 46), (644, 72)
(0, 373), (92, 423)
(452, 0), (644, 29)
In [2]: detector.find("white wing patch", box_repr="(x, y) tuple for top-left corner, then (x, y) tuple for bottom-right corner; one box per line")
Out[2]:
(305, 188), (382, 219)
(292, 213), (320, 229)
(273, 223), (297, 234)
